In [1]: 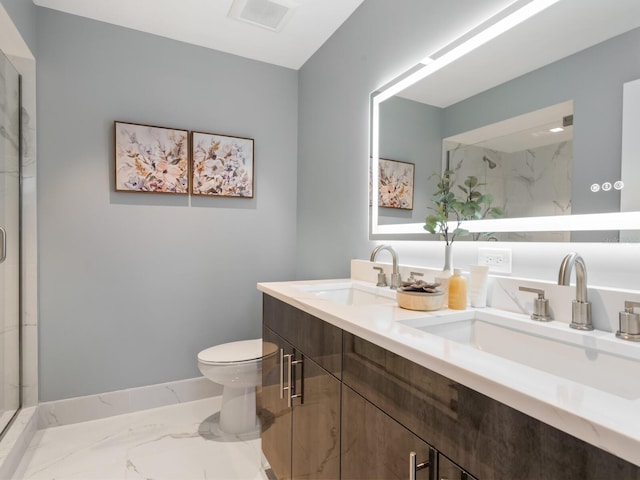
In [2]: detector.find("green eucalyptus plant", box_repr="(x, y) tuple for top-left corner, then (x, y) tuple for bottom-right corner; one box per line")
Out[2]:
(424, 170), (503, 244)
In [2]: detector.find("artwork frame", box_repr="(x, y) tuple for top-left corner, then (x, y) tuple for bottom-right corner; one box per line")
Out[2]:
(114, 121), (189, 194)
(378, 158), (415, 210)
(191, 131), (254, 198)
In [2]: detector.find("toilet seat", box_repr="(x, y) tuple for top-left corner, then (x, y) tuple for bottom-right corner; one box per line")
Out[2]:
(198, 339), (277, 365)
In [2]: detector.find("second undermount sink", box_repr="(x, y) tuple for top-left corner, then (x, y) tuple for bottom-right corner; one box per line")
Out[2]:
(401, 311), (640, 400)
(295, 282), (397, 306)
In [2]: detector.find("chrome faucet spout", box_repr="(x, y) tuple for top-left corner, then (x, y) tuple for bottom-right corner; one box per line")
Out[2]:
(558, 252), (593, 330)
(370, 245), (401, 289)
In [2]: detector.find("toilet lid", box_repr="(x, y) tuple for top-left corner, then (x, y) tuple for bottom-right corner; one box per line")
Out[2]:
(198, 339), (278, 364)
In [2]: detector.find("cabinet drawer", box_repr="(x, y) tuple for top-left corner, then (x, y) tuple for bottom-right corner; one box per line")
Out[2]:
(263, 294), (342, 378)
(343, 331), (640, 479)
(342, 332), (464, 465)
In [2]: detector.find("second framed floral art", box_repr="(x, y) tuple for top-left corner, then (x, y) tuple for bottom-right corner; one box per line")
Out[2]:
(114, 121), (254, 198)
(191, 131), (254, 198)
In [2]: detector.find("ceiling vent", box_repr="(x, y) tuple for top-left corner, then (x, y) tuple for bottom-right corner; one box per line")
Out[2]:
(228, 0), (299, 32)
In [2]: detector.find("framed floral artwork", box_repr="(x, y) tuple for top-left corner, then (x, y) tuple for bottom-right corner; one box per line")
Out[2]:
(191, 131), (254, 197)
(378, 158), (414, 210)
(114, 122), (189, 194)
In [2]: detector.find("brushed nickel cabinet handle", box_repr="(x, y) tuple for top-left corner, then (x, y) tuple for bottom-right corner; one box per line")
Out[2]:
(279, 349), (284, 399)
(409, 451), (429, 480)
(281, 351), (292, 400)
(286, 352), (293, 407)
(0, 227), (6, 264)
(289, 357), (303, 407)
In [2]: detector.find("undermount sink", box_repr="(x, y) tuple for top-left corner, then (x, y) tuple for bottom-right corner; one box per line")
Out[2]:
(296, 282), (396, 306)
(401, 311), (640, 400)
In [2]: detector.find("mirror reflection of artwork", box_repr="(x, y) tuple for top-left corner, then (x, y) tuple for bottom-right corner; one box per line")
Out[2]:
(378, 158), (414, 210)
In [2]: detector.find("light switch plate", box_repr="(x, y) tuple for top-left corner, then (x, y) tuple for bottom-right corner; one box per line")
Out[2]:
(478, 248), (512, 273)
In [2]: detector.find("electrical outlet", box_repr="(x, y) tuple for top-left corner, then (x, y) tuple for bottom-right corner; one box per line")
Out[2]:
(478, 248), (512, 273)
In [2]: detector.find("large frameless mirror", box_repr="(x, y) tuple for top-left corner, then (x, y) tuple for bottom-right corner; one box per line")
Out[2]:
(370, 0), (640, 242)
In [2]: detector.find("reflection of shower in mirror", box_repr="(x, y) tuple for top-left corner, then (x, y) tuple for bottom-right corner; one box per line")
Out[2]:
(443, 101), (574, 236)
(482, 156), (497, 169)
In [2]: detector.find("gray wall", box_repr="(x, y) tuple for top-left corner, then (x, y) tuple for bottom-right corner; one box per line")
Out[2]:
(0, 0), (37, 55)
(36, 8), (298, 401)
(296, 0), (515, 279)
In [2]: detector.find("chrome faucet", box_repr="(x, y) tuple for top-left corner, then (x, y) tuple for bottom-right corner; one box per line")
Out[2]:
(370, 245), (401, 289)
(558, 252), (593, 331)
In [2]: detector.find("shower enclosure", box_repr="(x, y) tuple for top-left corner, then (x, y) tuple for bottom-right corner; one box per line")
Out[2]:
(0, 49), (21, 435)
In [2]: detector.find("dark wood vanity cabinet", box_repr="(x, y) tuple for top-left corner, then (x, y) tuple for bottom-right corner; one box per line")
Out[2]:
(262, 295), (640, 479)
(262, 296), (342, 480)
(342, 331), (640, 480)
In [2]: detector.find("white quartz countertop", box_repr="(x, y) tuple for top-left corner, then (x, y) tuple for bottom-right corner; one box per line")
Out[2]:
(257, 278), (640, 467)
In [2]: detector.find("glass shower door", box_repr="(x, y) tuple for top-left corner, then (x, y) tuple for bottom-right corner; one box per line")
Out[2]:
(0, 49), (21, 434)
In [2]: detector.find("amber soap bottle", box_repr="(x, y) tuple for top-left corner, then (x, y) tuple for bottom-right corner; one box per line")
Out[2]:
(448, 268), (467, 310)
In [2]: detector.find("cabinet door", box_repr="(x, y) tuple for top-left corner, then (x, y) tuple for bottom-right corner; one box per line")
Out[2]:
(342, 385), (435, 480)
(262, 326), (293, 480)
(292, 355), (341, 480)
(263, 294), (342, 377)
(438, 454), (477, 480)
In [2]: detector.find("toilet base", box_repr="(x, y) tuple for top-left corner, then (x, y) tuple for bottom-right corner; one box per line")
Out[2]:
(219, 385), (260, 435)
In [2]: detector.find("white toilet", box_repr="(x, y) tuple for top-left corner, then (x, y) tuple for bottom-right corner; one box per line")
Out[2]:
(198, 338), (277, 435)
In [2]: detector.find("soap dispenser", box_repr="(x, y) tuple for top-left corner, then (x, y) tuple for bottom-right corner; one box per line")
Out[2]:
(448, 269), (467, 310)
(617, 301), (640, 342)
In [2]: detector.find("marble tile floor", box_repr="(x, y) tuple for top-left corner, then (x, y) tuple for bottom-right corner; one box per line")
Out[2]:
(12, 397), (267, 480)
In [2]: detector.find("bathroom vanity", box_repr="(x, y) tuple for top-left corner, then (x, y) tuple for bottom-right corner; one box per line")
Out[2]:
(258, 275), (640, 479)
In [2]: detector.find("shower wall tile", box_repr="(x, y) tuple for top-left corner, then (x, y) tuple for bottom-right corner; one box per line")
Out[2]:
(449, 141), (572, 220)
(448, 141), (573, 241)
(38, 377), (221, 429)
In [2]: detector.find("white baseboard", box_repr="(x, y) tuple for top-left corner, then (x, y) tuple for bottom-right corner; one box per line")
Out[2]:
(37, 376), (222, 429)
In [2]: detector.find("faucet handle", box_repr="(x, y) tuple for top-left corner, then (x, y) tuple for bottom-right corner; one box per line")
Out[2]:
(617, 301), (640, 341)
(519, 287), (551, 322)
(373, 266), (387, 287)
(623, 300), (640, 312)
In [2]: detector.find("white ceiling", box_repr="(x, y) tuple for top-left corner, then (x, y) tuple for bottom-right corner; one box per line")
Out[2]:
(32, 0), (366, 70)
